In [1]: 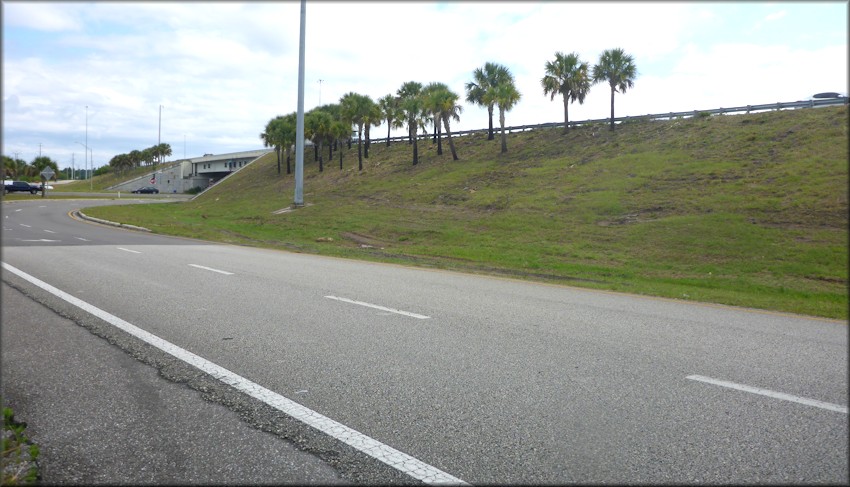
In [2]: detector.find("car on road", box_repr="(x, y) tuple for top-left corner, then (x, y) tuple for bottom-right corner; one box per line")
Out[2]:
(131, 186), (159, 194)
(4, 181), (38, 194)
(30, 183), (54, 191)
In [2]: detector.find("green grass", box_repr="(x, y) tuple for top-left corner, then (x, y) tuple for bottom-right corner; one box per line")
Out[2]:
(83, 106), (849, 319)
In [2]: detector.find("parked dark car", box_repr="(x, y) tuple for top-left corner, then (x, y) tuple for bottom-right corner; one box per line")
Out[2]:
(4, 181), (37, 194)
(131, 186), (159, 194)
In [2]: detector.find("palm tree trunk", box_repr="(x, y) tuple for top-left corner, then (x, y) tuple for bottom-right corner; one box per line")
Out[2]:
(563, 94), (570, 134)
(357, 125), (363, 170)
(276, 146), (281, 174)
(386, 121), (392, 147)
(286, 148), (292, 174)
(487, 105), (495, 140)
(412, 123), (419, 165)
(609, 86), (616, 131)
(365, 125), (370, 159)
(436, 116), (443, 155)
(499, 108), (507, 153)
(443, 116), (458, 161)
(339, 139), (343, 170)
(318, 141), (324, 172)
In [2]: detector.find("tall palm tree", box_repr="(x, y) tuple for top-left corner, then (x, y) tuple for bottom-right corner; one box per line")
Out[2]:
(305, 109), (333, 172)
(422, 82), (446, 154)
(541, 51), (591, 134)
(424, 82), (463, 160)
(340, 92), (373, 171)
(330, 120), (349, 170)
(397, 81), (427, 165)
(377, 94), (400, 147)
(363, 100), (381, 158)
(465, 62), (512, 140)
(396, 81), (422, 145)
(491, 81), (522, 153)
(592, 48), (637, 131)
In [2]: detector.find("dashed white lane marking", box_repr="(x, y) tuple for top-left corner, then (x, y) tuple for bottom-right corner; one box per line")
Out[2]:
(1, 262), (467, 485)
(44, 229), (56, 234)
(19, 239), (60, 242)
(75, 237), (90, 241)
(19, 224), (31, 227)
(188, 264), (234, 275)
(117, 247), (142, 254)
(687, 375), (848, 414)
(14, 209), (21, 212)
(324, 296), (431, 319)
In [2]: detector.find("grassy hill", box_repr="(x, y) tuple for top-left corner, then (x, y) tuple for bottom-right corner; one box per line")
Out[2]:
(84, 106), (849, 319)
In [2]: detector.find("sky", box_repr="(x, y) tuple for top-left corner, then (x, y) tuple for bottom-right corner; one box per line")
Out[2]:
(2, 1), (847, 171)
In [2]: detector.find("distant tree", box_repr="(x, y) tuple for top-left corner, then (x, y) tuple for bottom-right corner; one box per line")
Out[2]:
(340, 92), (373, 171)
(422, 82), (445, 151)
(466, 62), (512, 140)
(377, 94), (401, 147)
(141, 147), (154, 166)
(305, 110), (333, 172)
(3, 155), (28, 179)
(489, 75), (522, 153)
(363, 101), (382, 158)
(31, 156), (59, 177)
(129, 150), (142, 168)
(156, 143), (172, 166)
(541, 51), (591, 133)
(330, 120), (349, 170)
(397, 81), (427, 165)
(592, 47), (637, 131)
(435, 85), (463, 161)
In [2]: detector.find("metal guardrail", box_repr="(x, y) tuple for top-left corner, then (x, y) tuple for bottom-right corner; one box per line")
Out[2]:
(368, 97), (848, 143)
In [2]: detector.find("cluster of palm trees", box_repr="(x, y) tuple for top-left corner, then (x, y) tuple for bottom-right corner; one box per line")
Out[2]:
(261, 80), (466, 172)
(107, 143), (173, 175)
(3, 155), (59, 181)
(542, 48), (637, 133)
(260, 48), (636, 173)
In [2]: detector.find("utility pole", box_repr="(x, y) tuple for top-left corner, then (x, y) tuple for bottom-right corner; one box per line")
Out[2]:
(85, 105), (88, 183)
(72, 153), (75, 180)
(38, 143), (42, 157)
(157, 105), (162, 167)
(294, 0), (306, 207)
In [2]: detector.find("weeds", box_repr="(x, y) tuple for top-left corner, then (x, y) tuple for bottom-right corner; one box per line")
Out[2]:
(2, 407), (40, 485)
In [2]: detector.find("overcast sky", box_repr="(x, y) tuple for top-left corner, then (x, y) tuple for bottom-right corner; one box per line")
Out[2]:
(2, 1), (847, 170)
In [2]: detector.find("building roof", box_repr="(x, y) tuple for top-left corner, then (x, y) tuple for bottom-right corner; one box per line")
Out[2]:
(188, 149), (273, 164)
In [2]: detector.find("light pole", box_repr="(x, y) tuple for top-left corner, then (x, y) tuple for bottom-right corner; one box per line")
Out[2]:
(294, 0), (306, 207)
(158, 105), (162, 167)
(75, 142), (92, 189)
(85, 105), (88, 180)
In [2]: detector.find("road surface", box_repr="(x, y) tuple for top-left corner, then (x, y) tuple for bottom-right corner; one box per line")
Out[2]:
(2, 198), (847, 484)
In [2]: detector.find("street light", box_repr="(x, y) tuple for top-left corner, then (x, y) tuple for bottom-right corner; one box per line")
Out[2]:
(74, 141), (93, 189)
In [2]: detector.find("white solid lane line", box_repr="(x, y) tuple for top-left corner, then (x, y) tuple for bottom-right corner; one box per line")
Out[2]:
(324, 296), (431, 319)
(1, 262), (467, 485)
(117, 247), (142, 254)
(188, 264), (234, 275)
(687, 375), (848, 414)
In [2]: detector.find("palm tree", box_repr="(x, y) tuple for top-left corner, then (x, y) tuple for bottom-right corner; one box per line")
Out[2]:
(592, 48), (637, 131)
(305, 109), (333, 172)
(397, 81), (427, 165)
(377, 94), (400, 147)
(396, 81), (422, 145)
(490, 81), (522, 153)
(465, 62), (512, 140)
(422, 82), (445, 153)
(363, 100), (381, 158)
(541, 51), (591, 134)
(423, 82), (463, 160)
(340, 92), (373, 171)
(330, 120), (349, 170)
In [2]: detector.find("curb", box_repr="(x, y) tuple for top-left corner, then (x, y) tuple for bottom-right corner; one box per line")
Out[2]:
(75, 211), (151, 232)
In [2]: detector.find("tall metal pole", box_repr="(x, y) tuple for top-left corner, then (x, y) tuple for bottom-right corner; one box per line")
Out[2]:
(318, 79), (323, 105)
(89, 147), (93, 190)
(158, 105), (162, 167)
(85, 105), (88, 182)
(294, 0), (306, 207)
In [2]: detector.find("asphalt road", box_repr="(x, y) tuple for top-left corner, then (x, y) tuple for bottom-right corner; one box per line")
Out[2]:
(2, 198), (847, 484)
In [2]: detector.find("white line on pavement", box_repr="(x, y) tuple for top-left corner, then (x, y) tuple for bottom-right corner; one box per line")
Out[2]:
(117, 247), (142, 254)
(75, 237), (90, 241)
(44, 229), (56, 234)
(686, 375), (848, 414)
(324, 296), (431, 319)
(188, 264), (234, 275)
(19, 224), (30, 227)
(1, 262), (467, 485)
